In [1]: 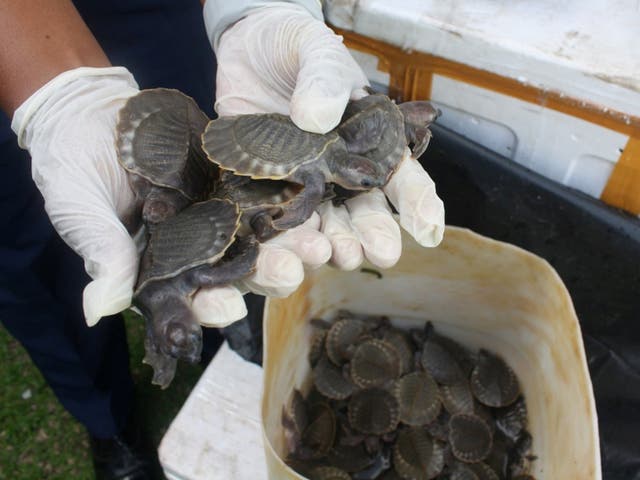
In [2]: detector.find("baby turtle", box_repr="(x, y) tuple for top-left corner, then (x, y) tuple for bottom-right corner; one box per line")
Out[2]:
(134, 199), (258, 387)
(440, 380), (475, 416)
(420, 328), (465, 385)
(326, 318), (370, 366)
(470, 350), (520, 408)
(338, 93), (438, 167)
(348, 388), (400, 435)
(313, 356), (357, 401)
(350, 339), (401, 388)
(448, 413), (493, 464)
(117, 88), (215, 224)
(392, 428), (445, 479)
(382, 330), (415, 376)
(301, 402), (337, 459)
(202, 94), (438, 237)
(393, 371), (441, 426)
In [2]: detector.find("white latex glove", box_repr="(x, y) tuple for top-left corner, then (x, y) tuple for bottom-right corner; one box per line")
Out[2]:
(210, 2), (445, 275)
(193, 212), (331, 328)
(11, 66), (329, 330)
(11, 67), (141, 327)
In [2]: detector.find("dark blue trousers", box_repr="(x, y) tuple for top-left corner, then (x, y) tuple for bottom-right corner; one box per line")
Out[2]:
(0, 0), (217, 438)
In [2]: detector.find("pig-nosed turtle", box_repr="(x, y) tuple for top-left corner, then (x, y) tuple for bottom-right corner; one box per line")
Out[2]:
(117, 88), (215, 224)
(202, 93), (438, 238)
(134, 198), (259, 388)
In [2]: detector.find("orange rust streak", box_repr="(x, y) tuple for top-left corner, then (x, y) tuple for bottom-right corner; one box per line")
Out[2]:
(601, 137), (640, 214)
(334, 27), (640, 138)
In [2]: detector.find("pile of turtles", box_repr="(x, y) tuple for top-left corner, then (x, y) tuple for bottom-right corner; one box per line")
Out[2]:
(115, 88), (439, 387)
(282, 312), (537, 480)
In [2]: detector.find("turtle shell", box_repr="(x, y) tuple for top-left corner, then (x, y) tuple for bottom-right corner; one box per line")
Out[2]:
(448, 413), (493, 463)
(392, 428), (445, 480)
(382, 330), (414, 375)
(347, 388), (399, 435)
(214, 170), (304, 216)
(309, 329), (328, 368)
(483, 430), (511, 479)
(326, 318), (369, 366)
(449, 463), (481, 480)
(440, 380), (475, 416)
(302, 402), (337, 458)
(313, 356), (357, 401)
(350, 339), (401, 388)
(393, 371), (441, 426)
(202, 113), (344, 180)
(338, 94), (406, 179)
(470, 350), (520, 408)
(468, 462), (500, 480)
(420, 336), (465, 385)
(117, 88), (213, 200)
(135, 199), (240, 292)
(308, 466), (351, 480)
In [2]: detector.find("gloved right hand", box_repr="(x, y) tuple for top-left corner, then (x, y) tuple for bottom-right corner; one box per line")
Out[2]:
(12, 66), (329, 328)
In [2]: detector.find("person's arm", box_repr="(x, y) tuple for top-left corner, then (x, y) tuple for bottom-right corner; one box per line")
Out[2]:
(0, 0), (110, 115)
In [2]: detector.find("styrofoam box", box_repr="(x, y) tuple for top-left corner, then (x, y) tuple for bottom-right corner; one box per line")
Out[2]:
(327, 0), (640, 201)
(158, 343), (267, 480)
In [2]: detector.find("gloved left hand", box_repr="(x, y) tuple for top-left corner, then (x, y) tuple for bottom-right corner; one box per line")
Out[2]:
(206, 1), (445, 273)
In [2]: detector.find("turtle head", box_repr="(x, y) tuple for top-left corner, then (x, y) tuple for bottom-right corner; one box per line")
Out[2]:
(142, 185), (191, 224)
(330, 152), (387, 190)
(135, 282), (203, 364)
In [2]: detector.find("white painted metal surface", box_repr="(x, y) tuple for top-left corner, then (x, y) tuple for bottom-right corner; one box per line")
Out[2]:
(327, 0), (640, 201)
(159, 343), (267, 480)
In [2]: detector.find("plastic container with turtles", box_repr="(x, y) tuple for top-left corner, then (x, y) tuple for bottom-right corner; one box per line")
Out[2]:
(261, 227), (601, 479)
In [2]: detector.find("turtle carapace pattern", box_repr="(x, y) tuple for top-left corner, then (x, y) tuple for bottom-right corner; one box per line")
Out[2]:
(203, 93), (438, 239)
(117, 88), (216, 224)
(283, 313), (537, 479)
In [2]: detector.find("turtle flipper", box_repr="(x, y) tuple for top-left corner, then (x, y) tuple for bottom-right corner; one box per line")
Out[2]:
(407, 126), (432, 160)
(270, 171), (326, 233)
(397, 101), (439, 159)
(142, 327), (178, 389)
(181, 235), (259, 289)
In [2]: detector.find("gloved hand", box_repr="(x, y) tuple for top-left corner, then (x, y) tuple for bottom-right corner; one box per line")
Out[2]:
(12, 67), (141, 327)
(208, 1), (445, 272)
(11, 67), (331, 328)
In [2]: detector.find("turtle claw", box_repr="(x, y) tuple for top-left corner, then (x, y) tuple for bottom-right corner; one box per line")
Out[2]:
(408, 126), (432, 159)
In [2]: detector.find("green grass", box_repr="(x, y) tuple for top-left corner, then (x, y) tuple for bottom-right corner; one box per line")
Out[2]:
(0, 311), (204, 480)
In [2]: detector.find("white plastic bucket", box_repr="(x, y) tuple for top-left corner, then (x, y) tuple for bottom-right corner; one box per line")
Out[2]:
(261, 226), (601, 479)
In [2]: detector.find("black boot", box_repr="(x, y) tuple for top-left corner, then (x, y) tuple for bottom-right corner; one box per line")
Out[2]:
(90, 435), (151, 480)
(89, 415), (155, 480)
